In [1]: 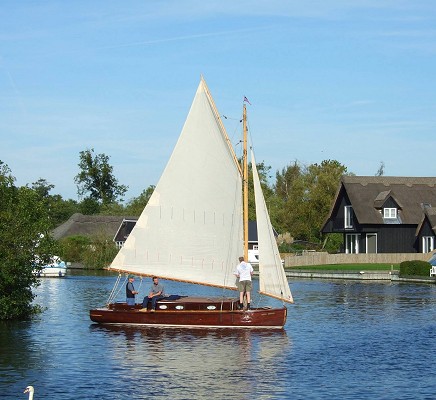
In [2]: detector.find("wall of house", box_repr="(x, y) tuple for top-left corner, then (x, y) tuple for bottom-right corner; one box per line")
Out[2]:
(341, 224), (418, 254)
(325, 189), (351, 231)
(417, 220), (435, 252)
(376, 225), (417, 253)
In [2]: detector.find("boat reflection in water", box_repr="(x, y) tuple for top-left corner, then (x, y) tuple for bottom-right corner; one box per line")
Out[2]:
(89, 324), (291, 398)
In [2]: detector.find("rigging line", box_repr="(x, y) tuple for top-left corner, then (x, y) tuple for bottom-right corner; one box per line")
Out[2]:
(112, 274), (129, 304)
(106, 273), (119, 304)
(220, 158), (243, 300)
(107, 273), (122, 304)
(222, 114), (241, 121)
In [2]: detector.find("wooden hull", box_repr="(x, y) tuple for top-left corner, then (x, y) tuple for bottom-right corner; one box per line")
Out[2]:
(90, 297), (287, 329)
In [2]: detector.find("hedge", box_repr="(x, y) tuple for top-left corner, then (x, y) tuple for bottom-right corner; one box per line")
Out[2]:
(399, 260), (431, 277)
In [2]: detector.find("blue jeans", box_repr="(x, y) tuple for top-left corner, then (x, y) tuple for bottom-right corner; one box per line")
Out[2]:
(126, 297), (135, 306)
(142, 295), (164, 310)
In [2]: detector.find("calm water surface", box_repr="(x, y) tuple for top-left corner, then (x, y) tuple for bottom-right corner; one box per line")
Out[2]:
(1, 271), (435, 399)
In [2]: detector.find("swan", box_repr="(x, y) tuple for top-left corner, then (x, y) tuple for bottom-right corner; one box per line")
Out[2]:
(24, 386), (34, 400)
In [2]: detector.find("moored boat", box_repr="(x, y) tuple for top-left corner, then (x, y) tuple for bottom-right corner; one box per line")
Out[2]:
(34, 257), (67, 277)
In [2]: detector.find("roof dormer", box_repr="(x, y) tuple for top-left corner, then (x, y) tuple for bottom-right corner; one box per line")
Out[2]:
(374, 190), (402, 224)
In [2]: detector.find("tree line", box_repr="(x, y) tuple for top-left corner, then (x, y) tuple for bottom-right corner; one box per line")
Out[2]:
(0, 148), (355, 320)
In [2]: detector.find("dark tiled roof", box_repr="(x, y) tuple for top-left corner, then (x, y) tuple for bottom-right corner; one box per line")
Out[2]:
(342, 176), (436, 225)
(52, 213), (136, 240)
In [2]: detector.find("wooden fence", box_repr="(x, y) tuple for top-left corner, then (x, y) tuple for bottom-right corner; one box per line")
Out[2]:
(282, 251), (433, 267)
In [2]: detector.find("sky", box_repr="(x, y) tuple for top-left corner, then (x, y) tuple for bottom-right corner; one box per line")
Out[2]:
(1, 1), (436, 202)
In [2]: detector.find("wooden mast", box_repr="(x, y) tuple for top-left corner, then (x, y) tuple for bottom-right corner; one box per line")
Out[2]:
(243, 104), (248, 261)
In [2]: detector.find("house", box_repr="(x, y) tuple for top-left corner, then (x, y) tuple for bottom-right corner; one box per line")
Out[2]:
(321, 176), (436, 254)
(52, 213), (136, 243)
(112, 219), (272, 255)
(53, 214), (278, 257)
(113, 218), (138, 249)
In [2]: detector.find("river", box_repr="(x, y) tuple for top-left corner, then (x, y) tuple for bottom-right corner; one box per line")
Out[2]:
(1, 271), (435, 399)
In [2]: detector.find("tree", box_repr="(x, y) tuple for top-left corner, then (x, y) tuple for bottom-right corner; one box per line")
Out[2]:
(75, 149), (128, 207)
(375, 161), (385, 176)
(0, 161), (56, 320)
(275, 159), (348, 244)
(124, 185), (156, 216)
(58, 233), (118, 269)
(31, 178), (79, 228)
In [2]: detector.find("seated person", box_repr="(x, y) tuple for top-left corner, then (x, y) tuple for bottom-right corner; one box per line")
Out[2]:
(142, 276), (164, 311)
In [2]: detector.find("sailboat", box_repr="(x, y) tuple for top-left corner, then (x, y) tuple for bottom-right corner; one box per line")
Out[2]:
(90, 77), (293, 328)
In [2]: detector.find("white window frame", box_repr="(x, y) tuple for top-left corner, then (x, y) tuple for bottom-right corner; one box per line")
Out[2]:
(422, 236), (434, 253)
(344, 206), (353, 229)
(383, 208), (397, 218)
(345, 234), (360, 254)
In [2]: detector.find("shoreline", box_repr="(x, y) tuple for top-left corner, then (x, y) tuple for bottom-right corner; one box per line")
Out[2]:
(67, 265), (436, 284)
(254, 269), (436, 284)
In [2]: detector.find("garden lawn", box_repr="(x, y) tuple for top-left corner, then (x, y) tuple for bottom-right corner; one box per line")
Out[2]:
(289, 263), (399, 271)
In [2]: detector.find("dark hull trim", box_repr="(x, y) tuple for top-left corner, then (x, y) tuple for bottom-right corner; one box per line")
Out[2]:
(89, 297), (287, 329)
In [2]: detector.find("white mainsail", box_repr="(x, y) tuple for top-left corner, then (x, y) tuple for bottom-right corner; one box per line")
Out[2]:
(251, 150), (294, 303)
(110, 78), (243, 289)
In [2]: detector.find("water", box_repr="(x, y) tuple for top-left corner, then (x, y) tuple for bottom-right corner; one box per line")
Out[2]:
(1, 272), (435, 399)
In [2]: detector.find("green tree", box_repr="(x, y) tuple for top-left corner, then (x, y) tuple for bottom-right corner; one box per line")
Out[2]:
(75, 148), (128, 207)
(58, 235), (91, 263)
(124, 185), (155, 216)
(81, 233), (119, 269)
(58, 234), (118, 269)
(0, 162), (56, 320)
(275, 159), (348, 244)
(31, 178), (79, 228)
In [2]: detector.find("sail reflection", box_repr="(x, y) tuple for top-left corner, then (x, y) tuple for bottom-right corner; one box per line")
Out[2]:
(89, 325), (290, 398)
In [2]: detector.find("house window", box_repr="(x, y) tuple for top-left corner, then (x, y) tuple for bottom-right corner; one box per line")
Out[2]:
(344, 206), (353, 228)
(383, 208), (397, 218)
(345, 234), (359, 254)
(422, 236), (434, 253)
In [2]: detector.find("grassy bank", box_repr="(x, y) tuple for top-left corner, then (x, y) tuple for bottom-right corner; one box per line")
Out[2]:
(289, 263), (399, 271)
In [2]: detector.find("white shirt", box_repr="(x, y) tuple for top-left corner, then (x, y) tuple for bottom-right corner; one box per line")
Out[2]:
(236, 261), (253, 281)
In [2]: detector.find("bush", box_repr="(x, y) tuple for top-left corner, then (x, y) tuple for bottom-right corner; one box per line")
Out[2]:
(399, 260), (431, 277)
(58, 235), (91, 263)
(81, 234), (118, 269)
(57, 234), (118, 269)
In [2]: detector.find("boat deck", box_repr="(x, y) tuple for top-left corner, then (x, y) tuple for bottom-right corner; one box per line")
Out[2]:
(109, 296), (240, 312)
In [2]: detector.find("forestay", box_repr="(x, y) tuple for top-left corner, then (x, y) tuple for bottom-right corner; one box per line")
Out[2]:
(110, 79), (243, 289)
(251, 150), (294, 303)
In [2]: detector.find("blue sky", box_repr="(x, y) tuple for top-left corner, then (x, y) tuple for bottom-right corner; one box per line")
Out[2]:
(1, 1), (435, 201)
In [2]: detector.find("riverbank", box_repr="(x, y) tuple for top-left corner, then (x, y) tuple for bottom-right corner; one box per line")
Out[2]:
(69, 265), (436, 284)
(285, 269), (436, 283)
(251, 268), (435, 283)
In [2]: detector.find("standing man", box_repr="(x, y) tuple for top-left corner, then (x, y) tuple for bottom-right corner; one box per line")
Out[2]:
(234, 256), (254, 310)
(126, 274), (138, 307)
(142, 276), (165, 311)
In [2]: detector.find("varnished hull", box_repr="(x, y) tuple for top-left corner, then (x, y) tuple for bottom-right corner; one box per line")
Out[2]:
(90, 297), (287, 329)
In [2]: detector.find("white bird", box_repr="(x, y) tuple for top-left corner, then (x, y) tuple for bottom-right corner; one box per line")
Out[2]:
(24, 386), (34, 400)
